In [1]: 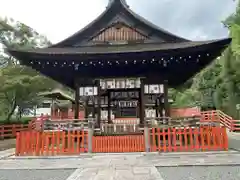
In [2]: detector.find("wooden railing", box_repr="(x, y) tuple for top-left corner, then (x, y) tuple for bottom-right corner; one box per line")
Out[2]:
(99, 123), (141, 134)
(16, 130), (88, 156)
(150, 126), (228, 152)
(201, 110), (240, 131)
(43, 119), (89, 131)
(0, 124), (32, 139)
(92, 135), (145, 153)
(145, 116), (205, 128)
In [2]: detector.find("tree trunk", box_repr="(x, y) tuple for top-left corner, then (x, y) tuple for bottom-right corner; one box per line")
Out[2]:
(5, 95), (17, 123)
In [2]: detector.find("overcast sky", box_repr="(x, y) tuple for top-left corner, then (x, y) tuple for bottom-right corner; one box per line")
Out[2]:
(0, 0), (237, 43)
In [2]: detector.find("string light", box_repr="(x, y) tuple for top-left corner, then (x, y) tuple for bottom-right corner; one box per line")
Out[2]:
(74, 64), (79, 70)
(29, 52), (212, 69)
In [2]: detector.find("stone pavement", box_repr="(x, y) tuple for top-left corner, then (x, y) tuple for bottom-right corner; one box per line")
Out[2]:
(0, 148), (15, 159)
(0, 151), (240, 179)
(227, 130), (240, 151)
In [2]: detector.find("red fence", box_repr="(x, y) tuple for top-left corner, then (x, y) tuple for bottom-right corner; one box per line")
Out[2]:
(0, 124), (32, 139)
(15, 127), (228, 156)
(15, 130), (88, 156)
(92, 135), (145, 153)
(150, 127), (228, 152)
(201, 110), (240, 131)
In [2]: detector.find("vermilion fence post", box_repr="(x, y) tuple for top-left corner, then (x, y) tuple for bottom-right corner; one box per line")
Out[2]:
(178, 129), (183, 151)
(194, 128), (200, 151)
(15, 132), (20, 156)
(171, 128), (177, 152)
(162, 129), (167, 152)
(189, 128), (194, 151)
(35, 132), (40, 156)
(212, 127), (218, 150)
(222, 127), (228, 150)
(76, 131), (80, 153)
(183, 128), (188, 151)
(200, 128), (204, 151)
(167, 128), (172, 152)
(151, 128), (156, 151)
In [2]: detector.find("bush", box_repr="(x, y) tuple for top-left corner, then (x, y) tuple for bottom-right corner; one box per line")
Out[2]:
(0, 117), (33, 125)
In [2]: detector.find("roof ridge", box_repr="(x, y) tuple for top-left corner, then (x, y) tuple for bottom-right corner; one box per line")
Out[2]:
(50, 0), (188, 47)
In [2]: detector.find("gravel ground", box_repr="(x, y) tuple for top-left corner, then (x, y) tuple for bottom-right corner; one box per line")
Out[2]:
(157, 166), (240, 180)
(0, 169), (76, 180)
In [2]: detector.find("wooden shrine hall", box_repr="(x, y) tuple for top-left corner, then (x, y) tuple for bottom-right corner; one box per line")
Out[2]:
(7, 0), (231, 127)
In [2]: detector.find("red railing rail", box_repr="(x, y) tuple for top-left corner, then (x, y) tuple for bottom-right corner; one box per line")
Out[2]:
(0, 124), (32, 139)
(150, 127), (228, 152)
(15, 130), (88, 156)
(92, 135), (145, 153)
(201, 110), (240, 131)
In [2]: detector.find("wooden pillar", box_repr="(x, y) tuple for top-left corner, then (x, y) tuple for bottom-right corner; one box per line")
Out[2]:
(155, 98), (158, 118)
(92, 97), (96, 118)
(139, 79), (145, 126)
(107, 90), (111, 123)
(97, 80), (101, 128)
(84, 97), (89, 118)
(74, 83), (80, 119)
(51, 98), (54, 118)
(159, 96), (163, 117)
(163, 80), (170, 117)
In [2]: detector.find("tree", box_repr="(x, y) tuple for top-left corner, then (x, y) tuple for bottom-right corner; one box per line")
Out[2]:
(170, 0), (240, 119)
(0, 17), (56, 122)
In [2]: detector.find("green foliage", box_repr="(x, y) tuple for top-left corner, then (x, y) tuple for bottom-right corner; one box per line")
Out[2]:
(0, 17), (58, 123)
(170, 1), (240, 119)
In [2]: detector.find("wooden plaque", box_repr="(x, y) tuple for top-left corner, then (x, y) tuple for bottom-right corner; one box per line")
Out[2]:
(79, 87), (98, 96)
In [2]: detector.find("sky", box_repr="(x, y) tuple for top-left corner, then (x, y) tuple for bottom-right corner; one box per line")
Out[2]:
(0, 0), (237, 44)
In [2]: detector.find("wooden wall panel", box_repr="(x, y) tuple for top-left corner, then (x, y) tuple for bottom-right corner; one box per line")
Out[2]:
(91, 25), (148, 42)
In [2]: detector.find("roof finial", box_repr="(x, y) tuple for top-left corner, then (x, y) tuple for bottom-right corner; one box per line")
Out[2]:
(107, 0), (129, 8)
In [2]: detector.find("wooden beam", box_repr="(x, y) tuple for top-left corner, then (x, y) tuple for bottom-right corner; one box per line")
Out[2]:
(74, 82), (80, 119)
(107, 90), (111, 123)
(155, 98), (158, 117)
(92, 96), (96, 118)
(97, 80), (101, 128)
(139, 79), (145, 126)
(163, 80), (170, 117)
(84, 97), (89, 118)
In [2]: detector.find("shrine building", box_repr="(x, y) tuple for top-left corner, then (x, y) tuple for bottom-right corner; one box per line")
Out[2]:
(6, 0), (231, 127)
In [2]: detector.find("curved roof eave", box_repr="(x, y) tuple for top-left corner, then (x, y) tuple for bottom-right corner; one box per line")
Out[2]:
(8, 38), (231, 56)
(51, 0), (189, 48)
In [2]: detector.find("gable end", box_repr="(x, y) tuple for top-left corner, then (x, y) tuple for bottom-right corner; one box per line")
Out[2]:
(89, 22), (149, 43)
